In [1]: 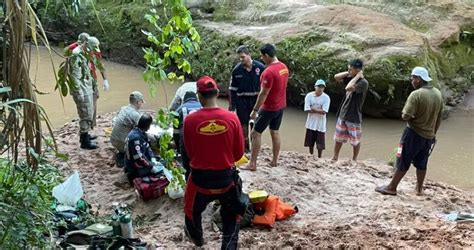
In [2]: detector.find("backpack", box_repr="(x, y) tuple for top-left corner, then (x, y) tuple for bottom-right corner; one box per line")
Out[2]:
(133, 175), (169, 201)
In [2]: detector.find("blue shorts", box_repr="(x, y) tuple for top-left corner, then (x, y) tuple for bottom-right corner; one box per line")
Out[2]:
(396, 127), (435, 172)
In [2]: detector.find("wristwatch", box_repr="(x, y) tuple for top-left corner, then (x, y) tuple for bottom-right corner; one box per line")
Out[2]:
(253, 108), (259, 112)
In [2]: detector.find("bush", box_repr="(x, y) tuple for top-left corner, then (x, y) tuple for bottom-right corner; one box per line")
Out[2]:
(0, 158), (62, 248)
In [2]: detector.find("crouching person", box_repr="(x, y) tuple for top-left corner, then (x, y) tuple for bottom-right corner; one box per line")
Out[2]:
(111, 91), (145, 167)
(183, 76), (245, 249)
(124, 114), (162, 183)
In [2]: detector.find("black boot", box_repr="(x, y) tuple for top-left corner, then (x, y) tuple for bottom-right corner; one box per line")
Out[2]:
(80, 133), (98, 150)
(88, 133), (98, 140)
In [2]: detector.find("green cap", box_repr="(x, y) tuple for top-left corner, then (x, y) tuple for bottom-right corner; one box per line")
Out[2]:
(87, 36), (100, 52)
(77, 32), (90, 45)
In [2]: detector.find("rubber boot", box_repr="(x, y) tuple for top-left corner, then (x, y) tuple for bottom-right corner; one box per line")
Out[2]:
(88, 133), (98, 140)
(80, 133), (98, 150)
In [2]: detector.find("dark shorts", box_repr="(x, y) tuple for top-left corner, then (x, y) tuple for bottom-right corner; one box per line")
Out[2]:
(396, 127), (435, 172)
(304, 129), (325, 150)
(253, 109), (284, 133)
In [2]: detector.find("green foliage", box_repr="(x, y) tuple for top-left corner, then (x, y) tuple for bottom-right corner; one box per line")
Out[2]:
(55, 46), (104, 97)
(142, 0), (201, 95)
(155, 108), (185, 191)
(0, 158), (62, 248)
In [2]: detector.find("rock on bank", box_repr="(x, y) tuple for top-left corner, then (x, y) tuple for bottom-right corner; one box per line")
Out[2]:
(49, 112), (474, 248)
(189, 1), (474, 118)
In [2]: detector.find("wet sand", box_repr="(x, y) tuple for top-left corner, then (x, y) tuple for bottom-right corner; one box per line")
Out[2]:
(48, 112), (474, 248)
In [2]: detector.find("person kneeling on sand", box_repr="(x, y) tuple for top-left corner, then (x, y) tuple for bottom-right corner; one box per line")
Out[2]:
(124, 114), (163, 183)
(183, 76), (245, 249)
(110, 91), (145, 167)
(376, 67), (443, 196)
(304, 79), (330, 158)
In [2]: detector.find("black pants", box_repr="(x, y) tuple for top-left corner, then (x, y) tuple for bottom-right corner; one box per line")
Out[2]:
(184, 169), (241, 250)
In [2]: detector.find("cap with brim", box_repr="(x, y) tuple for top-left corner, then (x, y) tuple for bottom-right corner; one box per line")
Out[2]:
(197, 76), (218, 93)
(130, 91), (145, 102)
(315, 79), (326, 87)
(411, 66), (432, 82)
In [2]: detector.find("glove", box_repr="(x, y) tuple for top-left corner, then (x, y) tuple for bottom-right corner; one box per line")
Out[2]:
(102, 79), (110, 91)
(151, 165), (160, 174)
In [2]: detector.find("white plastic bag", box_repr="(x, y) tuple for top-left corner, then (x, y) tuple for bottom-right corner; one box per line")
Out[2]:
(52, 171), (83, 207)
(168, 186), (184, 200)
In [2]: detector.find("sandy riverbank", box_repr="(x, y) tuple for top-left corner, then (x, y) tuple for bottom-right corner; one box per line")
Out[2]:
(49, 112), (473, 248)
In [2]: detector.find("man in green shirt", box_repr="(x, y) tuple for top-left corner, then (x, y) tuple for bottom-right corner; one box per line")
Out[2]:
(376, 67), (443, 196)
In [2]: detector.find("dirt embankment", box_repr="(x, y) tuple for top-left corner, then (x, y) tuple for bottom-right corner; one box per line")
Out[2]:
(49, 112), (474, 248)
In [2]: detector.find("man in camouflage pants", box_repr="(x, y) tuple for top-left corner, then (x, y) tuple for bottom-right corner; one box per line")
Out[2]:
(69, 38), (97, 149)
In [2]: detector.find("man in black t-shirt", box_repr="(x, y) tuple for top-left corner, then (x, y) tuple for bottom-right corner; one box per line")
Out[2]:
(229, 45), (266, 152)
(331, 59), (369, 163)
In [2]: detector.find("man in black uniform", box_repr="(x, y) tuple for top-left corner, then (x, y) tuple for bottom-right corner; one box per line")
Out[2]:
(229, 45), (266, 152)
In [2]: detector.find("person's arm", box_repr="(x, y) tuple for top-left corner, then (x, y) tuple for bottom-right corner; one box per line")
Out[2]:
(228, 74), (238, 111)
(310, 107), (327, 114)
(334, 71), (350, 82)
(401, 113), (413, 121)
(401, 93), (417, 121)
(250, 87), (270, 119)
(128, 138), (152, 168)
(312, 95), (330, 115)
(434, 105), (443, 135)
(250, 71), (272, 119)
(345, 71), (363, 92)
(233, 116), (245, 162)
(183, 117), (193, 160)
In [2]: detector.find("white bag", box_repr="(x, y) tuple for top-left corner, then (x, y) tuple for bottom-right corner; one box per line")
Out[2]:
(52, 171), (83, 207)
(168, 186), (184, 200)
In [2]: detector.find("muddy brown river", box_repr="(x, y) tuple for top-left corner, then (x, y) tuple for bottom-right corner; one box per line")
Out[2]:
(32, 47), (473, 190)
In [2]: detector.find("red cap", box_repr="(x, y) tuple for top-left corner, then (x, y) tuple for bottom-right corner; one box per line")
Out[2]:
(196, 76), (218, 93)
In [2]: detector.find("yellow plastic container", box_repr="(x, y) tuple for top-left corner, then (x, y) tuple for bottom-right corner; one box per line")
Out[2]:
(103, 127), (113, 137)
(235, 155), (249, 167)
(248, 190), (269, 203)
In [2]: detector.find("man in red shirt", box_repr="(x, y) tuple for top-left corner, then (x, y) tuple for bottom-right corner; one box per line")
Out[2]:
(241, 44), (289, 171)
(183, 76), (245, 249)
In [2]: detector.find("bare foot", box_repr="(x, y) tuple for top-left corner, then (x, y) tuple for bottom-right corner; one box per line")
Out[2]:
(330, 157), (338, 163)
(375, 185), (397, 196)
(269, 161), (278, 167)
(241, 162), (257, 171)
(416, 187), (423, 196)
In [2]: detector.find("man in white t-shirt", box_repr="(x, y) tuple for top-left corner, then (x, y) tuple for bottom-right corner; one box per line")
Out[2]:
(304, 79), (331, 158)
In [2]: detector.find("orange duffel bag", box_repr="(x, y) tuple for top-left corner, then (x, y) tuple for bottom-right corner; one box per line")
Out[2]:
(252, 195), (298, 227)
(252, 195), (279, 227)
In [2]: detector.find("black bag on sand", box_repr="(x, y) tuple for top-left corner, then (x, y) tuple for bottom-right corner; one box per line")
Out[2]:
(212, 203), (255, 231)
(220, 169), (250, 216)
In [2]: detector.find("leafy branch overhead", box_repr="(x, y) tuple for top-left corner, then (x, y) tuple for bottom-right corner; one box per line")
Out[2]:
(142, 0), (201, 93)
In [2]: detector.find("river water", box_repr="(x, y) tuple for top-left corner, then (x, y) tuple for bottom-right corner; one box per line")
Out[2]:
(31, 47), (473, 190)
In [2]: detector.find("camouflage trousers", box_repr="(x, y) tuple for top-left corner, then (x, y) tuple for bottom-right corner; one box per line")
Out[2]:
(72, 92), (94, 134)
(92, 80), (99, 129)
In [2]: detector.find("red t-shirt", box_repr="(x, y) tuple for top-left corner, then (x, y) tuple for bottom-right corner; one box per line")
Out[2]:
(183, 107), (244, 171)
(260, 61), (289, 111)
(66, 42), (102, 80)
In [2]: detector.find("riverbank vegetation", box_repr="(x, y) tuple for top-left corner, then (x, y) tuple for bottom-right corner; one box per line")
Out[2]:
(1, 0), (197, 247)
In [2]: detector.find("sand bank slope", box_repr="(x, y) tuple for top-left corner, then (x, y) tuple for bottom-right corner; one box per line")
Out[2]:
(50, 112), (473, 248)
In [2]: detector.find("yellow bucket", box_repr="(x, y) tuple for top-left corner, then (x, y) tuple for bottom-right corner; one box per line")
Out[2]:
(248, 190), (269, 203)
(103, 127), (113, 137)
(235, 155), (249, 167)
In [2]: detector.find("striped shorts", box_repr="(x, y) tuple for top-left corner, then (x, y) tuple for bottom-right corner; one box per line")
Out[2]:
(334, 118), (362, 146)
